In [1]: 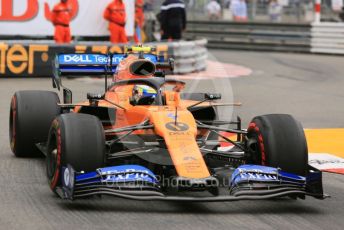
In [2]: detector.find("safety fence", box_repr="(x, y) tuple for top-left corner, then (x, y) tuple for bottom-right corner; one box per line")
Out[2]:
(185, 20), (312, 52)
(311, 22), (344, 54)
(0, 39), (208, 77)
(185, 20), (344, 55)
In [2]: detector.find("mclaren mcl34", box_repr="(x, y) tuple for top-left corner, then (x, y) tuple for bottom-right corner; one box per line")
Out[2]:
(9, 46), (326, 201)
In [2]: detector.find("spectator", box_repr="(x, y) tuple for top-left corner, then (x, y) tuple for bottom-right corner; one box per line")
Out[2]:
(206, 0), (222, 20)
(230, 0), (247, 22)
(160, 0), (187, 41)
(144, 0), (154, 13)
(50, 0), (73, 44)
(268, 0), (282, 22)
(134, 0), (145, 43)
(103, 0), (127, 44)
(143, 0), (157, 42)
(340, 7), (344, 22)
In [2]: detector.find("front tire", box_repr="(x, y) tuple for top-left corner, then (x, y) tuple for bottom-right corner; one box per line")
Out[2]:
(9, 91), (60, 157)
(46, 113), (105, 191)
(247, 114), (308, 176)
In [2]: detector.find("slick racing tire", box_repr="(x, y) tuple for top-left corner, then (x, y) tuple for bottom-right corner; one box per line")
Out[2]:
(247, 114), (308, 176)
(46, 113), (105, 191)
(9, 91), (60, 157)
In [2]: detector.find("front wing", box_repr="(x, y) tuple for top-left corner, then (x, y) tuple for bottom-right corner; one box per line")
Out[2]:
(56, 164), (327, 201)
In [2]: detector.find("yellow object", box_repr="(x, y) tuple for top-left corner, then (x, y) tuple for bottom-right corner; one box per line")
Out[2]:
(141, 30), (147, 43)
(127, 45), (154, 53)
(305, 129), (344, 158)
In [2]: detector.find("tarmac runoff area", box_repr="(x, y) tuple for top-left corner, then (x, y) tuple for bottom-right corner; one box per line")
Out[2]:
(0, 50), (343, 230)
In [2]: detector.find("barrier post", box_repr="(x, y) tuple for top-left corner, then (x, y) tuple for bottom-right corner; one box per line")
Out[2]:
(314, 0), (321, 23)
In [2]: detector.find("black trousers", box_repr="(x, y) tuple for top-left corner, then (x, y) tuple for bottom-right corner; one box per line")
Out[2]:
(162, 26), (182, 40)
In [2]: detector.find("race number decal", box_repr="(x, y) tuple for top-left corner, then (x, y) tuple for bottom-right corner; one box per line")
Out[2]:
(165, 122), (189, 132)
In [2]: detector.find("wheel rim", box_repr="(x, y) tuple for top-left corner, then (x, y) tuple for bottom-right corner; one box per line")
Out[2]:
(47, 148), (58, 180)
(247, 122), (266, 166)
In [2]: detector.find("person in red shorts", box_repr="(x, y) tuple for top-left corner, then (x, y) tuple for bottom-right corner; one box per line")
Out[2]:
(134, 0), (145, 43)
(51, 0), (73, 44)
(104, 0), (128, 44)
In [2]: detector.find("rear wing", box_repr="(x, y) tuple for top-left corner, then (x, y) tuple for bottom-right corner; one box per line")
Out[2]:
(55, 53), (161, 76)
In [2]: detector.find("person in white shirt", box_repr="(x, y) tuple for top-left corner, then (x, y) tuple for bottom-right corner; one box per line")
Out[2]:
(206, 0), (222, 20)
(230, 0), (247, 22)
(268, 0), (283, 22)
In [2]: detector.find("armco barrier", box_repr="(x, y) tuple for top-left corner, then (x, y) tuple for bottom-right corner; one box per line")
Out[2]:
(185, 20), (312, 53)
(185, 20), (344, 55)
(311, 23), (344, 55)
(0, 39), (207, 77)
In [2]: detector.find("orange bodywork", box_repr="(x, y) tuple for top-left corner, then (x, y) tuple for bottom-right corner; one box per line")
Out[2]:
(73, 55), (211, 179)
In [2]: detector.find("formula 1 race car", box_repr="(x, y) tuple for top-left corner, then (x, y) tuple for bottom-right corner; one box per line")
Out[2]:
(9, 46), (326, 201)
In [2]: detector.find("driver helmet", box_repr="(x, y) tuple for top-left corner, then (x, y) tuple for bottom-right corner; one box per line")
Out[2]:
(132, 85), (157, 104)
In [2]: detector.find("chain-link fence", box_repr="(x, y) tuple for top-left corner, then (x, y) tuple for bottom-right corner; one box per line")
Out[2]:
(144, 0), (344, 24)
(186, 0), (344, 23)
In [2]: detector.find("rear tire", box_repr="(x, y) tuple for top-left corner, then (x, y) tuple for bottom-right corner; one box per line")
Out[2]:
(247, 114), (308, 176)
(46, 113), (105, 191)
(9, 91), (60, 157)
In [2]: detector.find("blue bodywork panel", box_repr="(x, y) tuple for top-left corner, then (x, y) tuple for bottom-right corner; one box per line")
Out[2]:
(61, 165), (159, 199)
(56, 54), (160, 75)
(231, 165), (306, 186)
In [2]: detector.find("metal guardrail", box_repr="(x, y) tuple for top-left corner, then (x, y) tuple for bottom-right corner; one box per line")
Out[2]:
(311, 23), (344, 54)
(185, 20), (312, 53)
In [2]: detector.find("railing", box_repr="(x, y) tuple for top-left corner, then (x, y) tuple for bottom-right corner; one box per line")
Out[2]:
(311, 22), (344, 54)
(185, 20), (312, 52)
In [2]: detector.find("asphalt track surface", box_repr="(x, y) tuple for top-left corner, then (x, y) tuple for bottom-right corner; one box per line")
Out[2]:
(0, 50), (343, 230)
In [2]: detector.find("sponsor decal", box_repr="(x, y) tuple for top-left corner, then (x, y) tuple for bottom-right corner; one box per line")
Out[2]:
(61, 166), (75, 199)
(238, 171), (278, 180)
(165, 122), (189, 132)
(183, 156), (197, 161)
(0, 44), (49, 75)
(167, 113), (177, 120)
(103, 169), (150, 181)
(97, 165), (157, 184)
(59, 54), (158, 65)
(0, 0), (39, 21)
(0, 43), (170, 77)
(64, 167), (70, 186)
(63, 55), (92, 63)
(62, 166), (74, 189)
(232, 165), (280, 183)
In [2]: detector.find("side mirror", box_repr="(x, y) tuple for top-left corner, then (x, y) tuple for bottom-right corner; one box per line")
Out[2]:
(63, 88), (72, 104)
(205, 93), (221, 100)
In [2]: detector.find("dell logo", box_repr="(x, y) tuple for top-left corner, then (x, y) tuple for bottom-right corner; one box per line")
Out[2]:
(63, 55), (92, 63)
